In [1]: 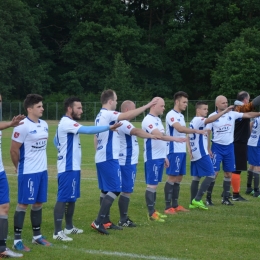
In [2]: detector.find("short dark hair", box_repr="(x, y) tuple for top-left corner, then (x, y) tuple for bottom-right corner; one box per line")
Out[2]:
(237, 91), (249, 101)
(64, 96), (81, 112)
(100, 89), (115, 104)
(174, 91), (188, 101)
(23, 94), (43, 111)
(195, 101), (208, 109)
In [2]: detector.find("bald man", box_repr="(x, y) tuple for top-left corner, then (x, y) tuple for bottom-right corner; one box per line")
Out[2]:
(117, 100), (157, 227)
(142, 97), (186, 222)
(206, 95), (260, 206)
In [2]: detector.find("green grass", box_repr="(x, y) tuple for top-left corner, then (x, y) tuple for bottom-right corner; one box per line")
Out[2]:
(1, 121), (260, 260)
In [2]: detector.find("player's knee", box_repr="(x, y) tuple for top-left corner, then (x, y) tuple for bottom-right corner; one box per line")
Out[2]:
(111, 192), (120, 197)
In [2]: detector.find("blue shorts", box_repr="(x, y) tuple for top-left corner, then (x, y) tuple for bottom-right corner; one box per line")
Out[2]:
(166, 153), (186, 176)
(145, 159), (165, 185)
(57, 170), (81, 202)
(191, 155), (215, 177)
(18, 170), (48, 204)
(120, 164), (137, 193)
(248, 146), (260, 166)
(211, 142), (235, 172)
(0, 171), (9, 205)
(96, 160), (121, 192)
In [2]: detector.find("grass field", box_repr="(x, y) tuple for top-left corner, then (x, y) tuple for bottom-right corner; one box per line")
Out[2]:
(1, 120), (260, 260)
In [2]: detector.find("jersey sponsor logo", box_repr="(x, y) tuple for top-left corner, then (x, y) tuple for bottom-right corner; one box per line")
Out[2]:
(171, 117), (174, 122)
(14, 132), (20, 138)
(29, 130), (37, 134)
(127, 125), (131, 129)
(148, 124), (153, 129)
(216, 124), (232, 133)
(74, 123), (79, 127)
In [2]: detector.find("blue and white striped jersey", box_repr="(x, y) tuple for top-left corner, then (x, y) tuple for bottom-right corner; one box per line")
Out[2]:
(142, 114), (166, 162)
(95, 108), (121, 163)
(11, 117), (48, 174)
(165, 109), (186, 154)
(206, 111), (243, 145)
(189, 117), (208, 161)
(118, 120), (139, 165)
(248, 117), (260, 147)
(55, 116), (82, 173)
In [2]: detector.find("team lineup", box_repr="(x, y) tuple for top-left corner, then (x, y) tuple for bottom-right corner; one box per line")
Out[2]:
(0, 90), (260, 257)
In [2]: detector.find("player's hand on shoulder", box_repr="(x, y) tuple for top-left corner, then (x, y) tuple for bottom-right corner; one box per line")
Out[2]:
(224, 105), (234, 113)
(110, 122), (122, 131)
(10, 115), (26, 127)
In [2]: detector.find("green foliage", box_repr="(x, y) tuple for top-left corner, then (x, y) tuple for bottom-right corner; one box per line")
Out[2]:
(0, 0), (54, 100)
(2, 0), (260, 100)
(211, 27), (260, 98)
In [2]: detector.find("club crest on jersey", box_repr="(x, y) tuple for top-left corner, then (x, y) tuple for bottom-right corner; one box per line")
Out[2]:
(74, 123), (79, 127)
(171, 117), (174, 122)
(148, 124), (153, 129)
(228, 116), (232, 121)
(127, 125), (131, 129)
(14, 132), (20, 138)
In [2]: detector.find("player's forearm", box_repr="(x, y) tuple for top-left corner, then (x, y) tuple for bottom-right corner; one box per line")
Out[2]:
(243, 112), (260, 119)
(118, 105), (149, 121)
(174, 125), (197, 134)
(0, 121), (12, 130)
(130, 128), (153, 139)
(10, 150), (19, 169)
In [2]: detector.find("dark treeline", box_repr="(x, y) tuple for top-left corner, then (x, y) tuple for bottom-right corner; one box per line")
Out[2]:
(1, 0), (260, 102)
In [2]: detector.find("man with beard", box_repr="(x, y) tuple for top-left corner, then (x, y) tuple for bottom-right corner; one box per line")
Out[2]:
(53, 96), (121, 241)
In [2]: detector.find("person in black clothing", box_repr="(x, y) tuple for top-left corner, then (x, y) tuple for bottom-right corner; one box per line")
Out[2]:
(230, 91), (260, 201)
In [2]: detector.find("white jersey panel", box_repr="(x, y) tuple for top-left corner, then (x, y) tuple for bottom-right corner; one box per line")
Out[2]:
(118, 120), (139, 165)
(248, 117), (260, 147)
(55, 116), (82, 173)
(0, 131), (3, 172)
(95, 109), (121, 163)
(206, 111), (243, 145)
(189, 117), (208, 161)
(142, 114), (166, 162)
(166, 110), (186, 154)
(12, 117), (48, 174)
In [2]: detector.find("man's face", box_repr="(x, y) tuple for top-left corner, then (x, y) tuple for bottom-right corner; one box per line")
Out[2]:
(176, 97), (188, 112)
(29, 102), (44, 118)
(71, 102), (83, 120)
(216, 97), (228, 111)
(197, 105), (208, 117)
(244, 95), (250, 104)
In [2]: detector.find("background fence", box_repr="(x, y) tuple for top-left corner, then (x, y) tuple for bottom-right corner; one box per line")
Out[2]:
(0, 100), (239, 122)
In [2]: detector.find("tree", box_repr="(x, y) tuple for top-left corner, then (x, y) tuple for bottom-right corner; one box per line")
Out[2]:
(211, 27), (260, 98)
(0, 0), (53, 100)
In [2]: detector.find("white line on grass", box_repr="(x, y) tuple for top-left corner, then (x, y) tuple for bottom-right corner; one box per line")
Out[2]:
(54, 245), (183, 260)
